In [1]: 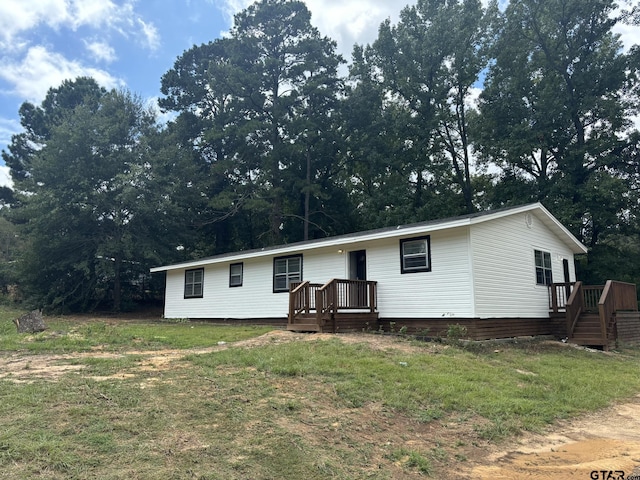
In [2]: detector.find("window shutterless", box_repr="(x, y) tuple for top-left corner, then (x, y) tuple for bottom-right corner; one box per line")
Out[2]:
(273, 255), (302, 292)
(400, 236), (431, 273)
(184, 268), (204, 298)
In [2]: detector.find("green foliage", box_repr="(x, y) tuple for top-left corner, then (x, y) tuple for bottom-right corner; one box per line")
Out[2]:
(475, 0), (639, 246)
(4, 80), (195, 312)
(446, 324), (468, 342)
(387, 447), (432, 474)
(160, 0), (351, 248)
(1, 0), (639, 312)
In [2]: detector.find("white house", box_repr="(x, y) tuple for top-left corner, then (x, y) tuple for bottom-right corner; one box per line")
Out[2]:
(151, 203), (589, 338)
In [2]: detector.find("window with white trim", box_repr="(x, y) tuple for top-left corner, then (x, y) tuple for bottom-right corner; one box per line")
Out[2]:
(184, 268), (204, 298)
(273, 255), (302, 292)
(535, 250), (553, 285)
(229, 263), (243, 287)
(400, 236), (431, 273)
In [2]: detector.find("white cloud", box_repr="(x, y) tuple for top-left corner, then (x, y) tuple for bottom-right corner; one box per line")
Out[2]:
(137, 18), (161, 51)
(614, 23), (640, 53)
(0, 166), (13, 189)
(304, 0), (407, 53)
(145, 96), (178, 126)
(71, 0), (125, 29)
(0, 0), (159, 52)
(0, 45), (124, 104)
(218, 0), (413, 59)
(84, 40), (118, 63)
(0, 0), (70, 49)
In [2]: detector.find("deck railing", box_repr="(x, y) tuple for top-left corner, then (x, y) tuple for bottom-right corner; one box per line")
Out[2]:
(565, 280), (637, 344)
(288, 279), (378, 326)
(288, 281), (323, 323)
(598, 281), (638, 344)
(565, 281), (584, 338)
(549, 282), (575, 312)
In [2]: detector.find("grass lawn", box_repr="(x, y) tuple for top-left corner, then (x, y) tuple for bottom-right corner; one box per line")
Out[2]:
(1, 305), (639, 479)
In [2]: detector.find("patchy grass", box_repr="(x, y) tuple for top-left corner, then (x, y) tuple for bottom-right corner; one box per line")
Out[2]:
(187, 338), (640, 437)
(0, 306), (272, 353)
(1, 307), (640, 479)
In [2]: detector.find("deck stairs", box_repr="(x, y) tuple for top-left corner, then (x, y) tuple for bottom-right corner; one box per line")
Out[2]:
(551, 280), (638, 350)
(568, 312), (609, 347)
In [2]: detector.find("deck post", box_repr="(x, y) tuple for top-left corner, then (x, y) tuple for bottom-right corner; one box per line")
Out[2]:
(550, 285), (559, 313)
(369, 282), (376, 313)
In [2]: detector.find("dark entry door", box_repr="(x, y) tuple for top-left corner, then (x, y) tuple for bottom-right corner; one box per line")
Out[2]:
(348, 250), (367, 307)
(349, 250), (367, 281)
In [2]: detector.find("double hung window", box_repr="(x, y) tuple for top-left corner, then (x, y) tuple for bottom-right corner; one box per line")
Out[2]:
(273, 255), (302, 292)
(229, 263), (243, 287)
(535, 250), (552, 285)
(184, 268), (204, 298)
(400, 236), (431, 273)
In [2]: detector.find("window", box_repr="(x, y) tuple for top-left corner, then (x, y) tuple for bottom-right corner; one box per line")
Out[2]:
(184, 268), (204, 298)
(229, 263), (243, 287)
(400, 236), (431, 273)
(273, 255), (302, 292)
(535, 250), (553, 285)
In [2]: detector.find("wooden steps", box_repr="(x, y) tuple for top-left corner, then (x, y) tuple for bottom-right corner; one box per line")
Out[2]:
(287, 322), (321, 332)
(569, 312), (609, 347)
(287, 312), (378, 333)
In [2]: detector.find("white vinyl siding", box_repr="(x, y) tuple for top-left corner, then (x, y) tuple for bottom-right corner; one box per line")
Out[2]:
(470, 212), (576, 318)
(163, 247), (348, 319)
(158, 205), (583, 321)
(366, 227), (474, 318)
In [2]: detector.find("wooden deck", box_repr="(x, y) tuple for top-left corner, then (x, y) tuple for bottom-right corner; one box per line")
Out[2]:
(550, 280), (639, 349)
(288, 279), (378, 333)
(287, 278), (637, 344)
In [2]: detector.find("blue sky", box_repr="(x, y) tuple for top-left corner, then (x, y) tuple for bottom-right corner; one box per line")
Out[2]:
(0, 0), (638, 188)
(0, 0), (413, 187)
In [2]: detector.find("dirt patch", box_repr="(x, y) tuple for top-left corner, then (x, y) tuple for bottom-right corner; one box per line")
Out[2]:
(1, 329), (639, 478)
(468, 397), (640, 479)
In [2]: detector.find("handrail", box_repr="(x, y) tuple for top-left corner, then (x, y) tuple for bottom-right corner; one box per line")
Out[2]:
(288, 281), (322, 324)
(565, 281), (583, 338)
(289, 281), (310, 323)
(598, 280), (638, 345)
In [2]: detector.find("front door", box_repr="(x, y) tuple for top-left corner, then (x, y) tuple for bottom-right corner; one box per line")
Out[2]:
(349, 250), (367, 280)
(348, 250), (367, 307)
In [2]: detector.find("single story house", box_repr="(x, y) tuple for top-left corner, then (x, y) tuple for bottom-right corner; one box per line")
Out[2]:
(151, 202), (633, 342)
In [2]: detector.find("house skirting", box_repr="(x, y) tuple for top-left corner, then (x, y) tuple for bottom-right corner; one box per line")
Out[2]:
(190, 317), (287, 327)
(180, 316), (568, 341)
(615, 311), (640, 345)
(378, 317), (565, 341)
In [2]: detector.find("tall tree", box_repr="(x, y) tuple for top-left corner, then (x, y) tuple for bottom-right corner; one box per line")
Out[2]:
(352, 0), (494, 217)
(160, 0), (345, 247)
(3, 80), (187, 311)
(475, 0), (639, 250)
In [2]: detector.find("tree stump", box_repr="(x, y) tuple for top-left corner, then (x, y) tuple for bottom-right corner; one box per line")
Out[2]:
(14, 310), (47, 333)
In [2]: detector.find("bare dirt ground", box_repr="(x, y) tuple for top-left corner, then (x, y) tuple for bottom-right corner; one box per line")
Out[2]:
(1, 328), (639, 478)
